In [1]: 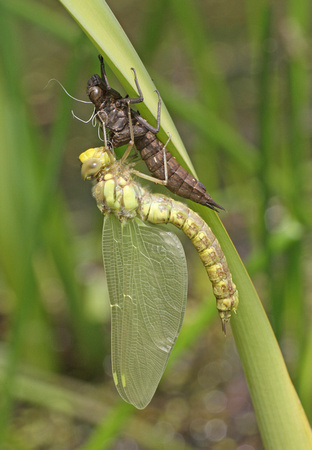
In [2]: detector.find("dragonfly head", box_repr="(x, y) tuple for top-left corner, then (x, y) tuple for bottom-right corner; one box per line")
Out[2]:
(79, 147), (115, 180)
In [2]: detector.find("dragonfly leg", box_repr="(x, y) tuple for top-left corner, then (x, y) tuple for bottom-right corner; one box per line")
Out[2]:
(162, 133), (172, 185)
(131, 169), (168, 185)
(98, 55), (111, 90)
(136, 133), (171, 185)
(119, 68), (144, 104)
(131, 131), (172, 186)
(128, 68), (144, 103)
(124, 99), (168, 187)
(120, 102), (135, 164)
(120, 68), (161, 134)
(135, 90), (161, 134)
(101, 121), (108, 149)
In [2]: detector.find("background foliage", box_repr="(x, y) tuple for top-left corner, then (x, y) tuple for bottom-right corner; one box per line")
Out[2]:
(0, 0), (311, 448)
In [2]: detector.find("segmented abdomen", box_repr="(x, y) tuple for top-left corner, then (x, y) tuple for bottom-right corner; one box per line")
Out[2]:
(135, 132), (223, 212)
(139, 193), (238, 330)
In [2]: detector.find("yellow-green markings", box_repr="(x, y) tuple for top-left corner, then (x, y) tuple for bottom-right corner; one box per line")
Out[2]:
(123, 185), (139, 210)
(113, 372), (118, 386)
(112, 372), (127, 388)
(79, 146), (238, 408)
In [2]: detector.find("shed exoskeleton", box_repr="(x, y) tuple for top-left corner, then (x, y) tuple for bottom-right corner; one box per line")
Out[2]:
(87, 55), (223, 212)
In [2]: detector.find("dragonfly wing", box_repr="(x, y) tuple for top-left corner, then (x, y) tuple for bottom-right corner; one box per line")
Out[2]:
(102, 214), (188, 409)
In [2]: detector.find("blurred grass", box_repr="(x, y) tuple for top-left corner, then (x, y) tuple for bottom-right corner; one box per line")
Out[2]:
(0, 0), (311, 448)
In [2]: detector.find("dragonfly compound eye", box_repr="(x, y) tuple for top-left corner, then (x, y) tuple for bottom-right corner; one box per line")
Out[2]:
(81, 158), (102, 180)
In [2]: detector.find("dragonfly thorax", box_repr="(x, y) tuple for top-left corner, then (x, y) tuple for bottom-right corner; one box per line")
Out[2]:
(93, 172), (143, 220)
(80, 148), (144, 220)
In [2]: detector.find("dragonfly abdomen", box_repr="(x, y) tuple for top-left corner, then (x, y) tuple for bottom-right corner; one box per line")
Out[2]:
(140, 194), (238, 329)
(136, 132), (223, 212)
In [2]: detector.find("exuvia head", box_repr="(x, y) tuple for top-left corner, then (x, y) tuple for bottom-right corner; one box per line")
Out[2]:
(87, 77), (122, 106)
(87, 74), (107, 106)
(79, 147), (115, 180)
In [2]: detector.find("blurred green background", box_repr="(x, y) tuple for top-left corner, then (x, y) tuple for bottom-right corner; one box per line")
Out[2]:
(0, 0), (311, 448)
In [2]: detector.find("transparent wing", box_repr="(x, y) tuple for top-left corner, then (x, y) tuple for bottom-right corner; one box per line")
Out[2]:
(102, 214), (188, 409)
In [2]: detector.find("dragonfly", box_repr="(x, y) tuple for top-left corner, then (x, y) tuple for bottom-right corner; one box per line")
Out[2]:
(87, 55), (223, 212)
(79, 145), (238, 409)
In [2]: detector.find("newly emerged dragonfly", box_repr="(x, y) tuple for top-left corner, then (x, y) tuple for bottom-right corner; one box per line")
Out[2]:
(87, 55), (223, 212)
(79, 145), (238, 409)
